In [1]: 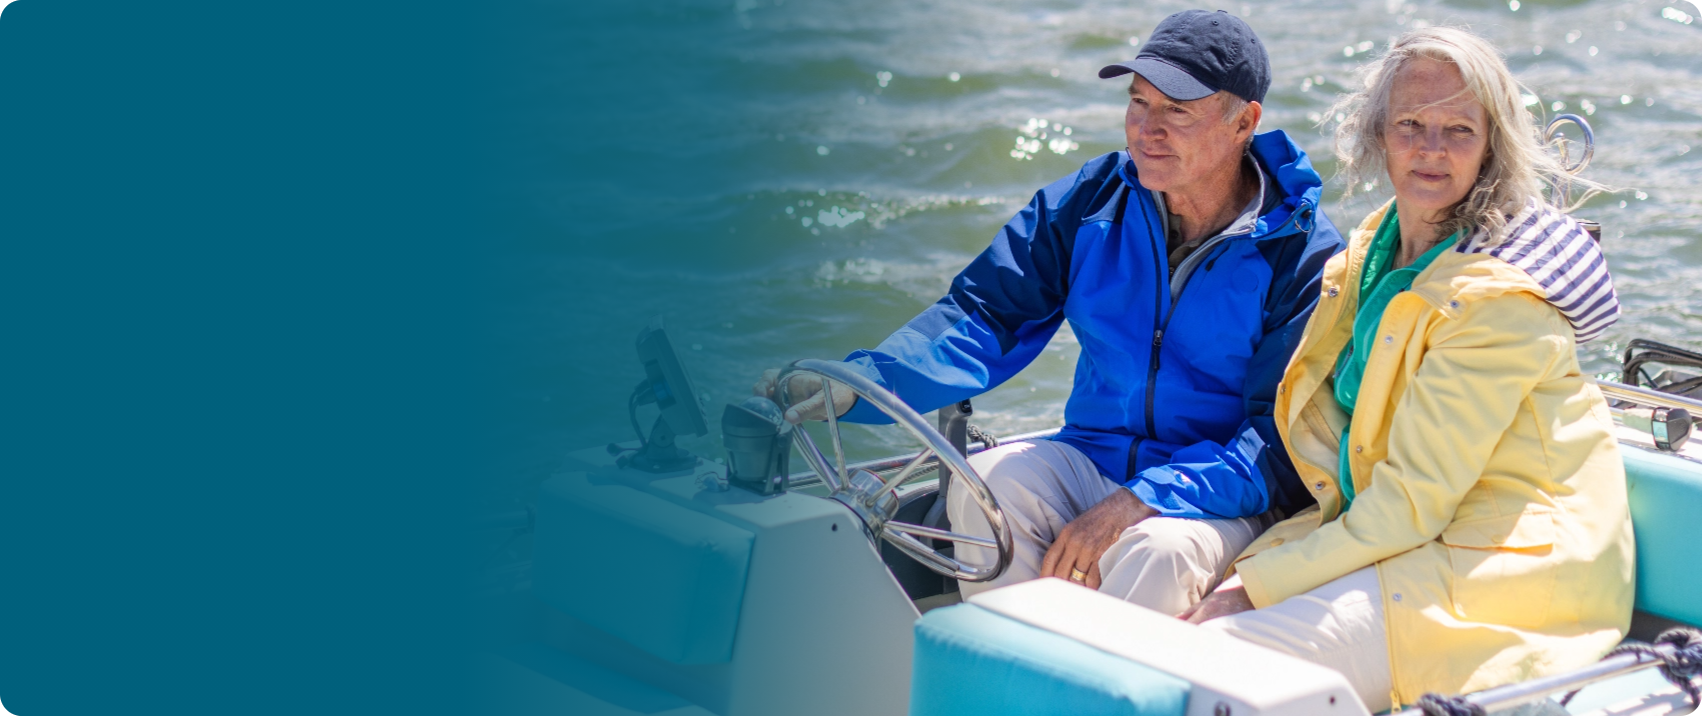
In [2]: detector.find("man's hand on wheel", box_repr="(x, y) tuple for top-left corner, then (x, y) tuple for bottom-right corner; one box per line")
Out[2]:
(753, 368), (856, 424)
(1039, 489), (1156, 590)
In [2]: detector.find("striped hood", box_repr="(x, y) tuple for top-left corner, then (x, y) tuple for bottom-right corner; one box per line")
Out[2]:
(1454, 198), (1620, 342)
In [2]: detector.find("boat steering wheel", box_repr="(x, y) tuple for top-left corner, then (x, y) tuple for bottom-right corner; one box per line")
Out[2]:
(774, 359), (1013, 582)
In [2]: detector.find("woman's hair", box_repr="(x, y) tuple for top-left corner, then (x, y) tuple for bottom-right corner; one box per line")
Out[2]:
(1328, 26), (1604, 245)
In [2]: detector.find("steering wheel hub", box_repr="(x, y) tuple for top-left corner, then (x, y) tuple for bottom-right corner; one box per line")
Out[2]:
(832, 468), (900, 532)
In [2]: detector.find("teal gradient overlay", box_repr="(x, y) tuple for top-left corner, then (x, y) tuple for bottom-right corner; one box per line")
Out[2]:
(487, 2), (1698, 713)
(912, 604), (1191, 716)
(8, 0), (1696, 714)
(0, 1), (490, 714)
(533, 474), (752, 665)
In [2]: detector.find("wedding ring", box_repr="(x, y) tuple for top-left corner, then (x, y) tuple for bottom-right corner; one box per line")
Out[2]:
(1069, 567), (1088, 583)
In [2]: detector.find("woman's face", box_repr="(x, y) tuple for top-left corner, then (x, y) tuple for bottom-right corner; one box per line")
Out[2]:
(1383, 57), (1489, 223)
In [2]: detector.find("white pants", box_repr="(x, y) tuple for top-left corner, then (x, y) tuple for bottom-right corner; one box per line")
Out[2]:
(1204, 567), (1394, 713)
(946, 440), (1273, 616)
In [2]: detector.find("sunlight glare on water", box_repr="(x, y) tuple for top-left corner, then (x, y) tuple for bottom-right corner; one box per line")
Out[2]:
(520, 0), (1702, 479)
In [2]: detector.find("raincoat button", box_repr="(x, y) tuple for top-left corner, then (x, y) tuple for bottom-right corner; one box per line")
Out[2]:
(1393, 593), (1403, 602)
(1327, 287), (1339, 298)
(1450, 300), (1460, 309)
(1354, 445), (1363, 453)
(1383, 335), (1393, 344)
(1314, 481), (1326, 491)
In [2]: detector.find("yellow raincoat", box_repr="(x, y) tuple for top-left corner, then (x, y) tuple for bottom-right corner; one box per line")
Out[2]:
(1231, 201), (1635, 706)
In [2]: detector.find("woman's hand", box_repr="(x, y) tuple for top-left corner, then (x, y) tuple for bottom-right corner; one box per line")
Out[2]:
(1180, 575), (1256, 624)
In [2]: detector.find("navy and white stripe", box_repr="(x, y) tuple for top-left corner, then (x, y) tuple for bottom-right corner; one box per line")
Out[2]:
(1455, 198), (1620, 343)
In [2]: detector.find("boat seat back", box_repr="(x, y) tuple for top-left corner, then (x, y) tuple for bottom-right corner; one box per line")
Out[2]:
(1622, 447), (1702, 627)
(533, 472), (753, 665)
(910, 579), (1367, 716)
(913, 602), (1189, 716)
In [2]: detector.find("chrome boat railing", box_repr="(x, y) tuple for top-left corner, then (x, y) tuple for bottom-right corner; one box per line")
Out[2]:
(1595, 378), (1702, 415)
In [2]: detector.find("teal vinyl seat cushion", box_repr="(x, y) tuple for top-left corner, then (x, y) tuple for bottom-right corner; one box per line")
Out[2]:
(911, 604), (1189, 716)
(1622, 447), (1702, 627)
(533, 473), (753, 665)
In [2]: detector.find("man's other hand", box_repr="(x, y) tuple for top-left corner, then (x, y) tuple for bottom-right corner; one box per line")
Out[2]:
(1039, 489), (1156, 589)
(753, 368), (856, 424)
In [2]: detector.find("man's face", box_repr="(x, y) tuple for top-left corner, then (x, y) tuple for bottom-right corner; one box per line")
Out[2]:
(1124, 75), (1252, 193)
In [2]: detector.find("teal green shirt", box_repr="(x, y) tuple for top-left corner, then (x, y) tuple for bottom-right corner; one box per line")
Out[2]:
(1332, 205), (1458, 508)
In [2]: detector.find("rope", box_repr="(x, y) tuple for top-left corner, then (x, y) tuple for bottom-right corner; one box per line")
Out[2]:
(1414, 693), (1485, 716)
(1607, 627), (1702, 705)
(1561, 626), (1702, 707)
(1419, 626), (1702, 714)
(966, 424), (998, 449)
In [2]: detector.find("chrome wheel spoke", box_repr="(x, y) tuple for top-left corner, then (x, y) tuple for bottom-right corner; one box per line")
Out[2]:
(791, 425), (842, 493)
(881, 531), (958, 573)
(862, 447), (934, 508)
(886, 448), (935, 487)
(823, 387), (848, 486)
(885, 521), (995, 549)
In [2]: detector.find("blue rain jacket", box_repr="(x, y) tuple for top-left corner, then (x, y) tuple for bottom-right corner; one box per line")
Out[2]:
(839, 131), (1344, 519)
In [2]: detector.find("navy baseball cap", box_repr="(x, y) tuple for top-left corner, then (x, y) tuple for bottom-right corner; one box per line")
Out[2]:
(1100, 9), (1271, 104)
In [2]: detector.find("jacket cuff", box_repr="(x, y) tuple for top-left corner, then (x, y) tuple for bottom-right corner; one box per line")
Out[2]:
(835, 355), (893, 424)
(1235, 558), (1277, 609)
(1126, 467), (1221, 520)
(836, 394), (878, 423)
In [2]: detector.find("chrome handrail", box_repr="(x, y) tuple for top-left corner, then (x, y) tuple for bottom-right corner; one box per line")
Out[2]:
(1593, 379), (1702, 415)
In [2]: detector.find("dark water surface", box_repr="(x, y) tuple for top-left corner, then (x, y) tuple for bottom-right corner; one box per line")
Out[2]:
(507, 0), (1702, 491)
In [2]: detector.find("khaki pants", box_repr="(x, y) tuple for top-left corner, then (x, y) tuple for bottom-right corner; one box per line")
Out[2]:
(946, 439), (1273, 617)
(1204, 566), (1394, 713)
(947, 443), (1555, 715)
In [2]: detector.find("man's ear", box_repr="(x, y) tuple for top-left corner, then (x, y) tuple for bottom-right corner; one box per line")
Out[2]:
(1241, 100), (1263, 140)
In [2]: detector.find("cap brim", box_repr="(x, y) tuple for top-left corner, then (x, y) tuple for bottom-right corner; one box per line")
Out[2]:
(1097, 57), (1217, 102)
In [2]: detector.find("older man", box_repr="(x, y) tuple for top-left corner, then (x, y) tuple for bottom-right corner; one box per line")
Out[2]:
(758, 10), (1343, 615)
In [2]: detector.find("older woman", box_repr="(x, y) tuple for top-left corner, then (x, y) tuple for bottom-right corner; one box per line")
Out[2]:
(1180, 26), (1634, 712)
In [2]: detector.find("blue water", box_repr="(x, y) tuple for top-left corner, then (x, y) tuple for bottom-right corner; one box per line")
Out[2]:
(508, 0), (1702, 493)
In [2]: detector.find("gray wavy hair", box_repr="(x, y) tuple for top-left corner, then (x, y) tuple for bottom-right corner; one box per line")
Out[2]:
(1329, 26), (1603, 245)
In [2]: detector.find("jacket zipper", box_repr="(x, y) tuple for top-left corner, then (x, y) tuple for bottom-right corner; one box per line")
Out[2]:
(1141, 213), (1168, 432)
(1143, 230), (1234, 440)
(1139, 199), (1315, 462)
(1129, 202), (1169, 472)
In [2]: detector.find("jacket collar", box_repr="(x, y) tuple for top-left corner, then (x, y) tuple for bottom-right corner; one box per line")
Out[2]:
(1112, 129), (1322, 240)
(1346, 200), (1557, 324)
(1455, 198), (1621, 342)
(1245, 129), (1323, 238)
